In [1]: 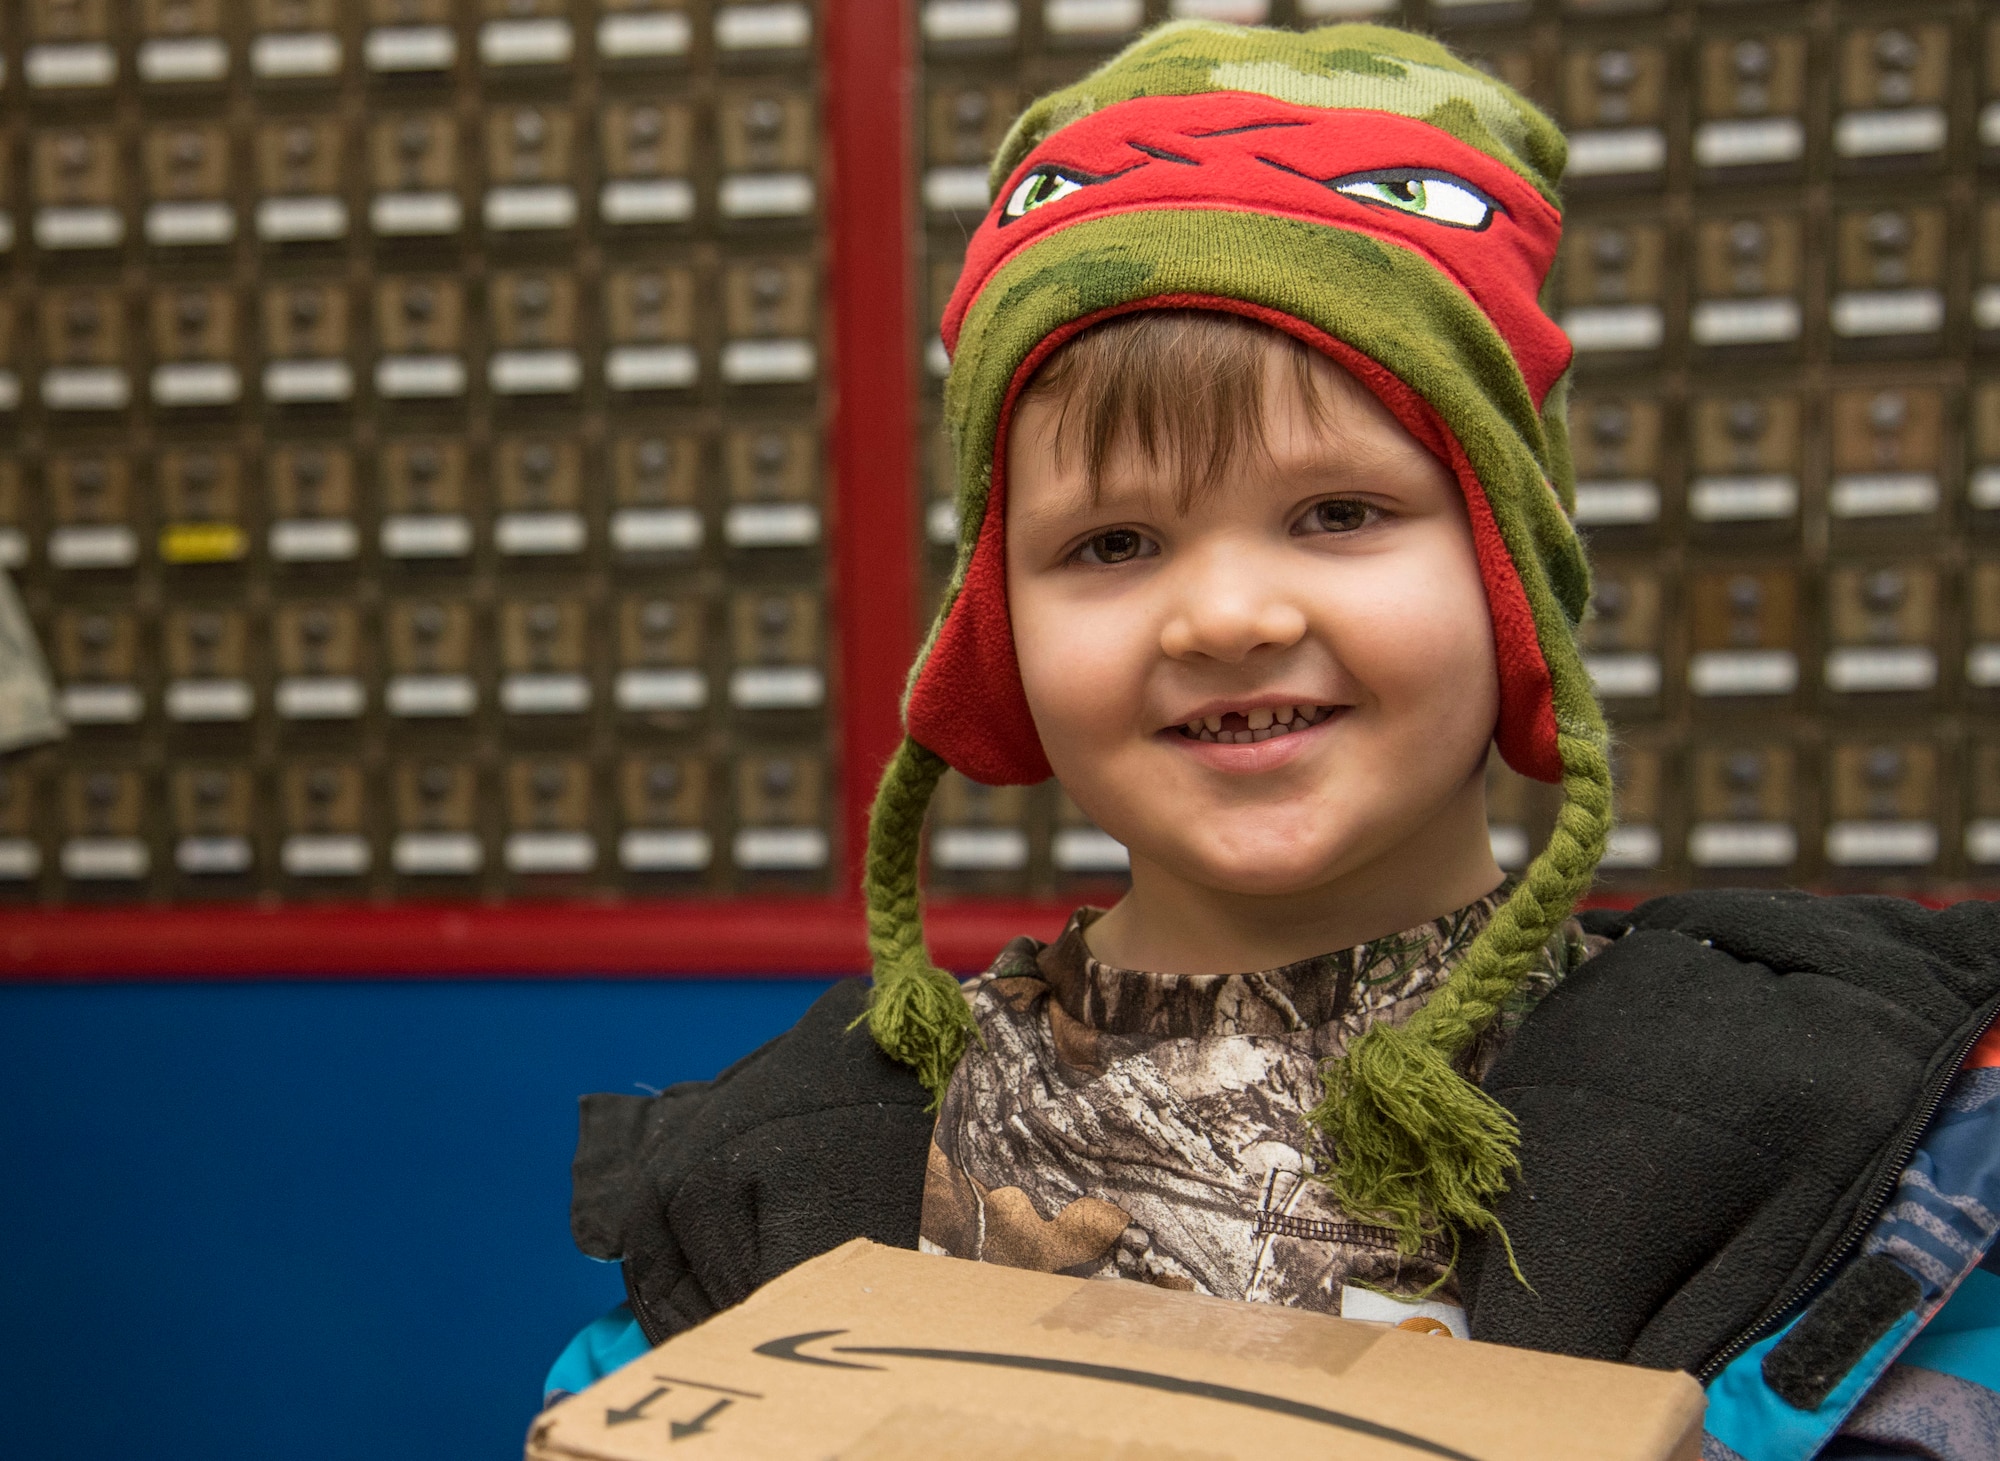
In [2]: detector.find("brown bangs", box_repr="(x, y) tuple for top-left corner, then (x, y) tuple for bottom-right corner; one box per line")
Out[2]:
(1019, 310), (1335, 509)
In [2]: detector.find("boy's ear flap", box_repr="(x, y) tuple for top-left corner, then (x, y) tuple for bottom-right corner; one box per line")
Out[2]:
(907, 310), (1113, 787)
(905, 478), (1053, 786)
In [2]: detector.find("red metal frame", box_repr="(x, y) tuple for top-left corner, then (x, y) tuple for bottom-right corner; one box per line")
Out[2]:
(825, 0), (917, 882)
(0, 0), (1089, 982)
(0, 899), (1078, 980)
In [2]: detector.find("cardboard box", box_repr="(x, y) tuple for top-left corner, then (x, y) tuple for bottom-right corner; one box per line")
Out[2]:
(527, 1240), (1705, 1460)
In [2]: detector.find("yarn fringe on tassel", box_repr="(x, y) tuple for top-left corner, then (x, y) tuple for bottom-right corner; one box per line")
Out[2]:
(858, 737), (979, 1106)
(1308, 725), (1613, 1279)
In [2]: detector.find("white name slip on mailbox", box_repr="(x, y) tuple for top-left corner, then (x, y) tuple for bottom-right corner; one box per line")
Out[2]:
(527, 1240), (1704, 1461)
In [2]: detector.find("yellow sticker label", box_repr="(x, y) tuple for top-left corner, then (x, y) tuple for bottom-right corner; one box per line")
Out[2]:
(160, 522), (247, 564)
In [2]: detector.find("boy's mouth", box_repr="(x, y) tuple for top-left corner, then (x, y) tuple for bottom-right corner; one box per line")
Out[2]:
(1174, 704), (1337, 745)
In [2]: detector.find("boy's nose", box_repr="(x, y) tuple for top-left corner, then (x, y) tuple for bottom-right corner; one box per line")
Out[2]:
(1158, 562), (1308, 664)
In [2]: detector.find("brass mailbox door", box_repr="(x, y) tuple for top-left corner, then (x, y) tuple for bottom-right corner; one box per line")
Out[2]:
(736, 754), (823, 827)
(164, 607), (248, 678)
(376, 277), (466, 354)
(724, 426), (816, 503)
(723, 259), (816, 338)
(54, 608), (140, 680)
(395, 762), (479, 834)
(382, 439), (469, 515)
(487, 105), (576, 184)
(1823, 563), (1940, 696)
(1829, 387), (1944, 522)
(618, 595), (703, 667)
(282, 763), (368, 839)
(1839, 24), (1950, 112)
(1689, 568), (1800, 700)
(34, 126), (120, 206)
(930, 770), (1031, 881)
(32, 0), (112, 41)
(618, 754), (713, 872)
(151, 285), (238, 362)
(496, 438), (583, 512)
(507, 758), (593, 831)
(144, 123), (231, 200)
(1564, 43), (1666, 129)
(605, 266), (697, 344)
(1603, 741), (1668, 874)
(1690, 744), (1799, 871)
(44, 288), (124, 365)
(1578, 564), (1663, 704)
(64, 767), (146, 839)
(1836, 207), (1946, 292)
(1967, 742), (2000, 867)
(620, 755), (706, 827)
(267, 446), (358, 566)
(161, 449), (243, 525)
(613, 433), (700, 507)
(1690, 392), (1801, 527)
(263, 281), (349, 358)
(1826, 742), (1939, 871)
(256, 117), (346, 196)
(386, 599), (475, 675)
(1698, 32), (1807, 122)
(601, 101), (694, 179)
(926, 84), (1018, 167)
(171, 766), (253, 855)
(370, 113), (461, 193)
(1562, 221), (1666, 309)
(489, 271), (578, 347)
(274, 603), (361, 677)
(718, 87), (815, 172)
(730, 589), (820, 666)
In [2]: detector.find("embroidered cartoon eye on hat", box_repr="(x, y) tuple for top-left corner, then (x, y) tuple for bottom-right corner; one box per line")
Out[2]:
(863, 20), (1613, 1266)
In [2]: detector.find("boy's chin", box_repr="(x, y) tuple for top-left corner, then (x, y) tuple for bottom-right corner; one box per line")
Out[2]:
(1133, 831), (1370, 900)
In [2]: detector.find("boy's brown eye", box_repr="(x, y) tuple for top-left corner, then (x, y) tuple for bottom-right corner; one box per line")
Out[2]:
(1081, 528), (1150, 564)
(1309, 500), (1372, 533)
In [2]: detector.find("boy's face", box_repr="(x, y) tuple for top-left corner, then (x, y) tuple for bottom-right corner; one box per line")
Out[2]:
(1006, 338), (1500, 901)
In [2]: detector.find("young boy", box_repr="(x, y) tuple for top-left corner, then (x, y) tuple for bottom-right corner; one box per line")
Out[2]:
(555, 23), (2000, 1459)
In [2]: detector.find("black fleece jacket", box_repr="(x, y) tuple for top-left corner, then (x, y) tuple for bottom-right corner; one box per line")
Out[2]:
(571, 891), (2000, 1374)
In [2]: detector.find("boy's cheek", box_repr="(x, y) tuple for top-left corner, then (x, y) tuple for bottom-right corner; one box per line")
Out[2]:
(1021, 649), (1151, 755)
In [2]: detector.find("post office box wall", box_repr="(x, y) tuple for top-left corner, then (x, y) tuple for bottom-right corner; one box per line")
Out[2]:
(2, 0), (834, 905)
(15, 0), (1996, 907)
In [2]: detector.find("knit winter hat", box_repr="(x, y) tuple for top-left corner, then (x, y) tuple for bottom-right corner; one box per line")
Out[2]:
(865, 20), (1612, 1259)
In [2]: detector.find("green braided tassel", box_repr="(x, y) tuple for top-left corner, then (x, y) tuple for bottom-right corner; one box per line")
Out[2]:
(860, 738), (978, 1105)
(1309, 723), (1613, 1272)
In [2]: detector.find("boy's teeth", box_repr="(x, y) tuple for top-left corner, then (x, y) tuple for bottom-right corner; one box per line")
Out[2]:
(1177, 705), (1335, 742)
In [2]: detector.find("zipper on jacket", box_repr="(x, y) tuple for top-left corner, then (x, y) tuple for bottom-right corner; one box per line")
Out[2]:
(625, 1256), (668, 1347)
(1694, 994), (2000, 1384)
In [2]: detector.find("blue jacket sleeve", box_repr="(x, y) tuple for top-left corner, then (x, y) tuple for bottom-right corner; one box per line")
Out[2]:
(1897, 1260), (2000, 1390)
(544, 1302), (653, 1407)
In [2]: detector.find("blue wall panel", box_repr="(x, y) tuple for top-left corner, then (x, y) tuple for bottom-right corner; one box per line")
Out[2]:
(0, 977), (836, 1461)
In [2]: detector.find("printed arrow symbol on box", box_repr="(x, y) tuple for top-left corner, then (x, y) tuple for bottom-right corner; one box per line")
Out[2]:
(669, 1398), (731, 1440)
(605, 1385), (669, 1425)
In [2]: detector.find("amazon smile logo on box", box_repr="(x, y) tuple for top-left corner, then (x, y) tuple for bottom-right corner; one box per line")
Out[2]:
(527, 1240), (1704, 1460)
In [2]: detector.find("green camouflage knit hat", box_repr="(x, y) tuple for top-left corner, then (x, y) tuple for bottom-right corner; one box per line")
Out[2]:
(864, 20), (1610, 1261)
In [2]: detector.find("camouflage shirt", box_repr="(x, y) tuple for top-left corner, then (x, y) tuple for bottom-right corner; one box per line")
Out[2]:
(920, 887), (1601, 1314)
